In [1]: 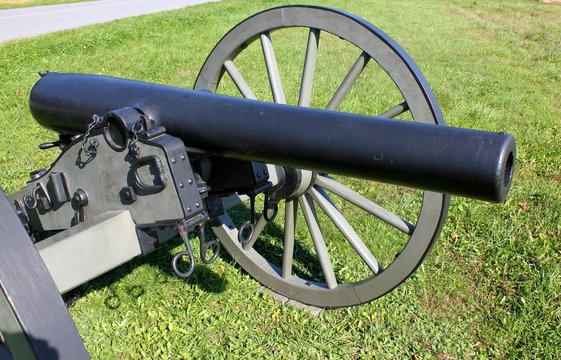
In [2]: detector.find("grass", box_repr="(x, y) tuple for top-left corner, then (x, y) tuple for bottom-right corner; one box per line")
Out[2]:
(0, 0), (89, 10)
(1, 0), (560, 358)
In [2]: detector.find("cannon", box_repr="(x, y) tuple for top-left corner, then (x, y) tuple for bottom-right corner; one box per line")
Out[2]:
(0, 5), (515, 359)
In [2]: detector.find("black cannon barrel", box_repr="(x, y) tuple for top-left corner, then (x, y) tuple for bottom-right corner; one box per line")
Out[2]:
(29, 72), (515, 202)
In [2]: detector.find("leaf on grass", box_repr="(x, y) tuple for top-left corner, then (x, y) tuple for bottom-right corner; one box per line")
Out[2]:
(517, 202), (530, 211)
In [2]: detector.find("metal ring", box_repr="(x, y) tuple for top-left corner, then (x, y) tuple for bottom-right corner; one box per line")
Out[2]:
(237, 222), (254, 244)
(24, 194), (38, 210)
(263, 201), (278, 222)
(200, 240), (221, 264)
(171, 250), (195, 278)
(24, 185), (43, 210)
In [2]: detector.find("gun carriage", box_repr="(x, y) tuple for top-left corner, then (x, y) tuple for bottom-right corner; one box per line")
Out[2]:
(0, 6), (515, 359)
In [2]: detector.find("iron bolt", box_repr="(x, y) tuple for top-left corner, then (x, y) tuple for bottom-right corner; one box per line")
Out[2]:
(73, 189), (88, 206)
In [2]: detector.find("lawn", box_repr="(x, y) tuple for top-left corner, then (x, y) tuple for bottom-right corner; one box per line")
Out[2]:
(0, 0), (560, 358)
(0, 0), (89, 10)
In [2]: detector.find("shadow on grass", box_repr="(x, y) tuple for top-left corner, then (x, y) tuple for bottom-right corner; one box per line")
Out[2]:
(225, 202), (326, 281)
(62, 201), (327, 310)
(63, 235), (229, 310)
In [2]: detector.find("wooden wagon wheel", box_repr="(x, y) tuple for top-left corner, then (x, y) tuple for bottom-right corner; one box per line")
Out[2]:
(194, 5), (450, 308)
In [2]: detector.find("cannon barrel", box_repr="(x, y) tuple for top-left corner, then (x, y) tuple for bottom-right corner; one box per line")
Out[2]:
(29, 72), (515, 202)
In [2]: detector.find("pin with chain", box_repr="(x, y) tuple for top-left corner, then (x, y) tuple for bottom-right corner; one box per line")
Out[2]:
(81, 114), (102, 157)
(129, 119), (145, 159)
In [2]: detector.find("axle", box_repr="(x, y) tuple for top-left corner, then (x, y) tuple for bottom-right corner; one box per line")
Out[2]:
(30, 72), (515, 202)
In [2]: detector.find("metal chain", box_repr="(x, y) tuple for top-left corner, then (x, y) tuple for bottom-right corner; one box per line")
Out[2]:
(81, 114), (102, 157)
(128, 119), (145, 159)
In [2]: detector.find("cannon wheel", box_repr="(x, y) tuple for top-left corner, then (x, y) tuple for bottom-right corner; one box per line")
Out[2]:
(194, 5), (450, 307)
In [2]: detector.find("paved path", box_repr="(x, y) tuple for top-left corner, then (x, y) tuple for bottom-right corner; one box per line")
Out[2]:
(0, 0), (219, 44)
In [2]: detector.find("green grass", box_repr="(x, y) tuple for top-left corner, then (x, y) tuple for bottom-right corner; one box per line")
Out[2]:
(1, 0), (560, 358)
(0, 0), (89, 10)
